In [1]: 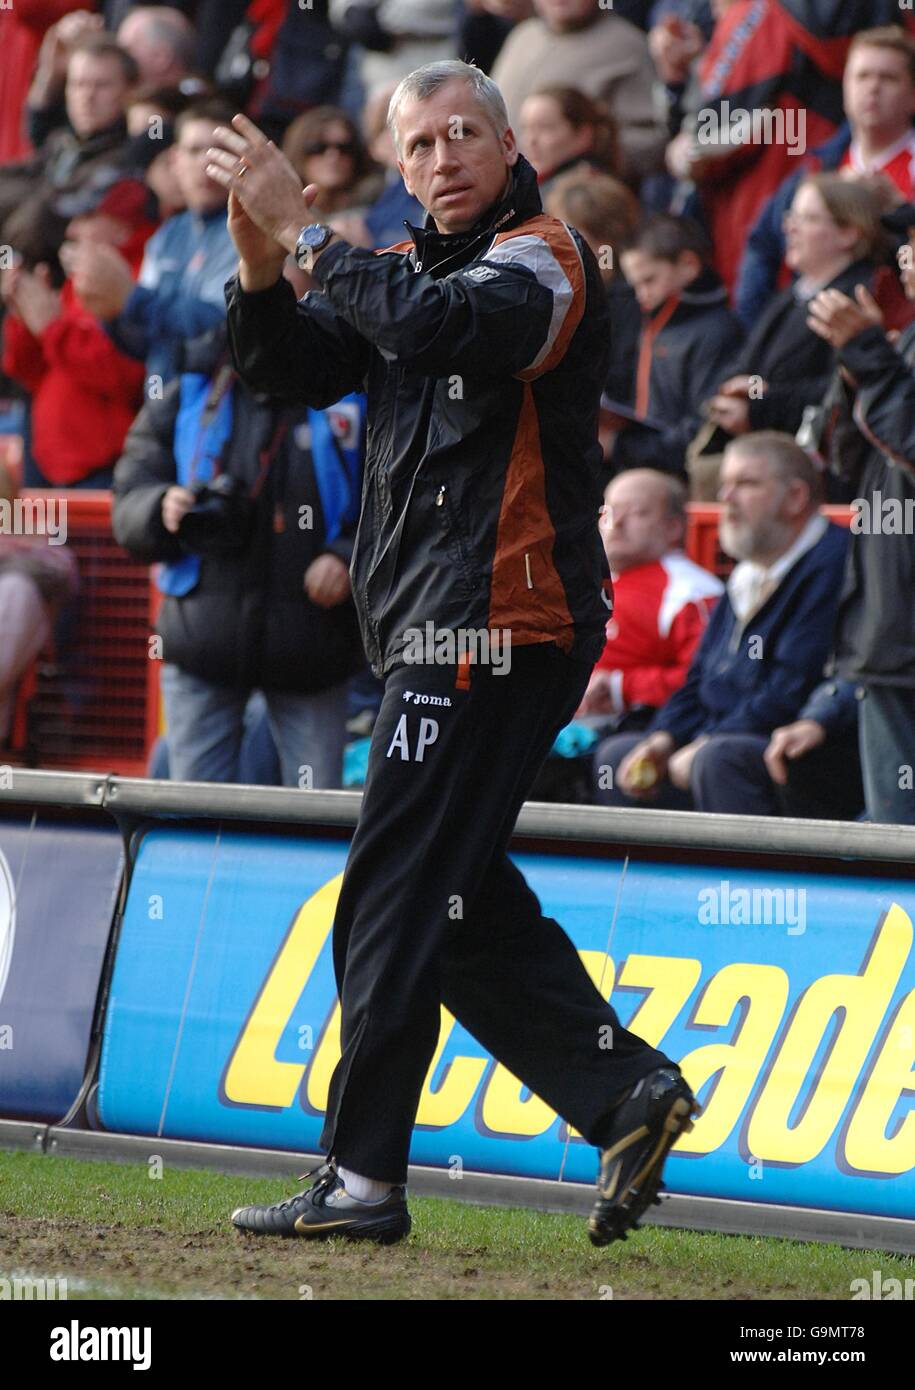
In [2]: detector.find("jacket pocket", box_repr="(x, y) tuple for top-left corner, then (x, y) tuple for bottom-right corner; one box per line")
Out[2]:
(434, 480), (480, 600)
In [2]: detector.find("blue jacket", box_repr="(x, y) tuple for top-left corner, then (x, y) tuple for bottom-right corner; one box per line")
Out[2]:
(650, 521), (849, 746)
(364, 172), (424, 251)
(105, 205), (238, 386)
(798, 677), (860, 736)
(734, 123), (850, 329)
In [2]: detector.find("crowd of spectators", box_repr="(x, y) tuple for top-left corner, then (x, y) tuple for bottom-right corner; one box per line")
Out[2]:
(0, 0), (913, 822)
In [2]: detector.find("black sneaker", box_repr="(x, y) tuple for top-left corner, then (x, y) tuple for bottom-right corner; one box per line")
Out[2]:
(231, 1162), (411, 1244)
(588, 1067), (698, 1247)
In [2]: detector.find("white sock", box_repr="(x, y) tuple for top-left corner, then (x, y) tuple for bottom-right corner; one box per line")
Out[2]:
(337, 1165), (394, 1203)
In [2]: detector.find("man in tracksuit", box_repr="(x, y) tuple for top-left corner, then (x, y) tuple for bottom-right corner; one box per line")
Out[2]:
(207, 59), (697, 1247)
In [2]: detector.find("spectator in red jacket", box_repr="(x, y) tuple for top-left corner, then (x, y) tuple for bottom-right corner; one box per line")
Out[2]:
(578, 468), (723, 727)
(666, 0), (847, 293)
(1, 179), (157, 487)
(735, 25), (915, 326)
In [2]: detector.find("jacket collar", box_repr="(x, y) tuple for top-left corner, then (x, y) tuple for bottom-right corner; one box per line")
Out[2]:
(402, 153), (543, 274)
(645, 264), (730, 324)
(67, 117), (129, 155)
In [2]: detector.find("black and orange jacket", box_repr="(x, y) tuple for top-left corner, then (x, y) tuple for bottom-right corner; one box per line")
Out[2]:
(225, 153), (613, 678)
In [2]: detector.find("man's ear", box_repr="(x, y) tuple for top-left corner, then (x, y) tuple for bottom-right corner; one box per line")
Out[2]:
(785, 477), (811, 518)
(668, 516), (687, 549)
(677, 249), (702, 282)
(398, 160), (413, 196)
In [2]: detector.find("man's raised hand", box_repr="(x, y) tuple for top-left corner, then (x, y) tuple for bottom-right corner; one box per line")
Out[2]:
(207, 114), (322, 286)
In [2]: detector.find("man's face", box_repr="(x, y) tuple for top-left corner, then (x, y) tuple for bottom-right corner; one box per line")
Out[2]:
(534, 0), (598, 33)
(520, 94), (592, 179)
(717, 448), (800, 562)
(620, 249), (697, 313)
(65, 212), (130, 247)
(599, 472), (684, 572)
(396, 79), (517, 234)
(117, 12), (184, 84)
(65, 53), (130, 138)
(843, 45), (915, 140)
(173, 119), (229, 214)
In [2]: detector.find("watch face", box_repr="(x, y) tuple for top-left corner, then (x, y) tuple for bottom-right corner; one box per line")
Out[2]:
(299, 224), (329, 249)
(296, 224), (331, 267)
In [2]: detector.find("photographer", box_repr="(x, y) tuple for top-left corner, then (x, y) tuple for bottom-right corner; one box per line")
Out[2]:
(112, 317), (366, 789)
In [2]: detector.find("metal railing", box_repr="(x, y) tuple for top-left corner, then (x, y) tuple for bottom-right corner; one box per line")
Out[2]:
(1, 769), (912, 866)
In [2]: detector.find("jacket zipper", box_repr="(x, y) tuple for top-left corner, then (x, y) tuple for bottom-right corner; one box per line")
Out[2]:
(436, 483), (478, 593)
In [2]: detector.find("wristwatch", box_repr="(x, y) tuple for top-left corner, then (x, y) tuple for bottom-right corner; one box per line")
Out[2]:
(295, 222), (336, 266)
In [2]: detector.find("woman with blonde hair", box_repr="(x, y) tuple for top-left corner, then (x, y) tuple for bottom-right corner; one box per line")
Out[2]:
(545, 169), (641, 408)
(706, 172), (897, 442)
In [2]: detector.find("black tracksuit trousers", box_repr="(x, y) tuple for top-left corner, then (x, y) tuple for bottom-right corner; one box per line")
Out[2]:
(318, 640), (671, 1182)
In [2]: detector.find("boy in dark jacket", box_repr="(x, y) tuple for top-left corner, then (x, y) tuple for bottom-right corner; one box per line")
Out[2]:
(111, 319), (366, 789)
(612, 213), (744, 478)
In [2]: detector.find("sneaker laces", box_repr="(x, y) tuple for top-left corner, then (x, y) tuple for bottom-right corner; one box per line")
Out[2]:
(272, 1161), (338, 1211)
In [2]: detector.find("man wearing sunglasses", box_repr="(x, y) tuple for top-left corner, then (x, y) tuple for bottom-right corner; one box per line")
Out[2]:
(208, 58), (697, 1249)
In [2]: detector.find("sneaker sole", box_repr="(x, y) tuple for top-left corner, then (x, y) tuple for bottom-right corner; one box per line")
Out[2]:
(589, 1092), (699, 1247)
(231, 1212), (411, 1243)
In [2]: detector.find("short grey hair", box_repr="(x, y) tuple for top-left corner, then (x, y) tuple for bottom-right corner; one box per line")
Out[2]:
(120, 6), (196, 70)
(725, 431), (824, 505)
(386, 60), (510, 160)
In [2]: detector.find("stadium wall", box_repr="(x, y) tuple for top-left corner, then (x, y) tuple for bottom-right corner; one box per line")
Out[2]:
(0, 774), (913, 1247)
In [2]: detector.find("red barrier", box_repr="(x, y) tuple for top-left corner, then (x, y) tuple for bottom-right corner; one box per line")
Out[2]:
(685, 504), (853, 579)
(16, 491), (159, 776)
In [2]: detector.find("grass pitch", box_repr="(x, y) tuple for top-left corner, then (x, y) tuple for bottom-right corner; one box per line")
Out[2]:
(1, 1150), (911, 1301)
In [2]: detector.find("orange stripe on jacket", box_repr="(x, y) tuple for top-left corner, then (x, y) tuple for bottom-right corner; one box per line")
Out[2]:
(635, 293), (680, 417)
(487, 381), (574, 653)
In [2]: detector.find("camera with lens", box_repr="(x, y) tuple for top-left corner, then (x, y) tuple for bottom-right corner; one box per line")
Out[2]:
(177, 474), (255, 556)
